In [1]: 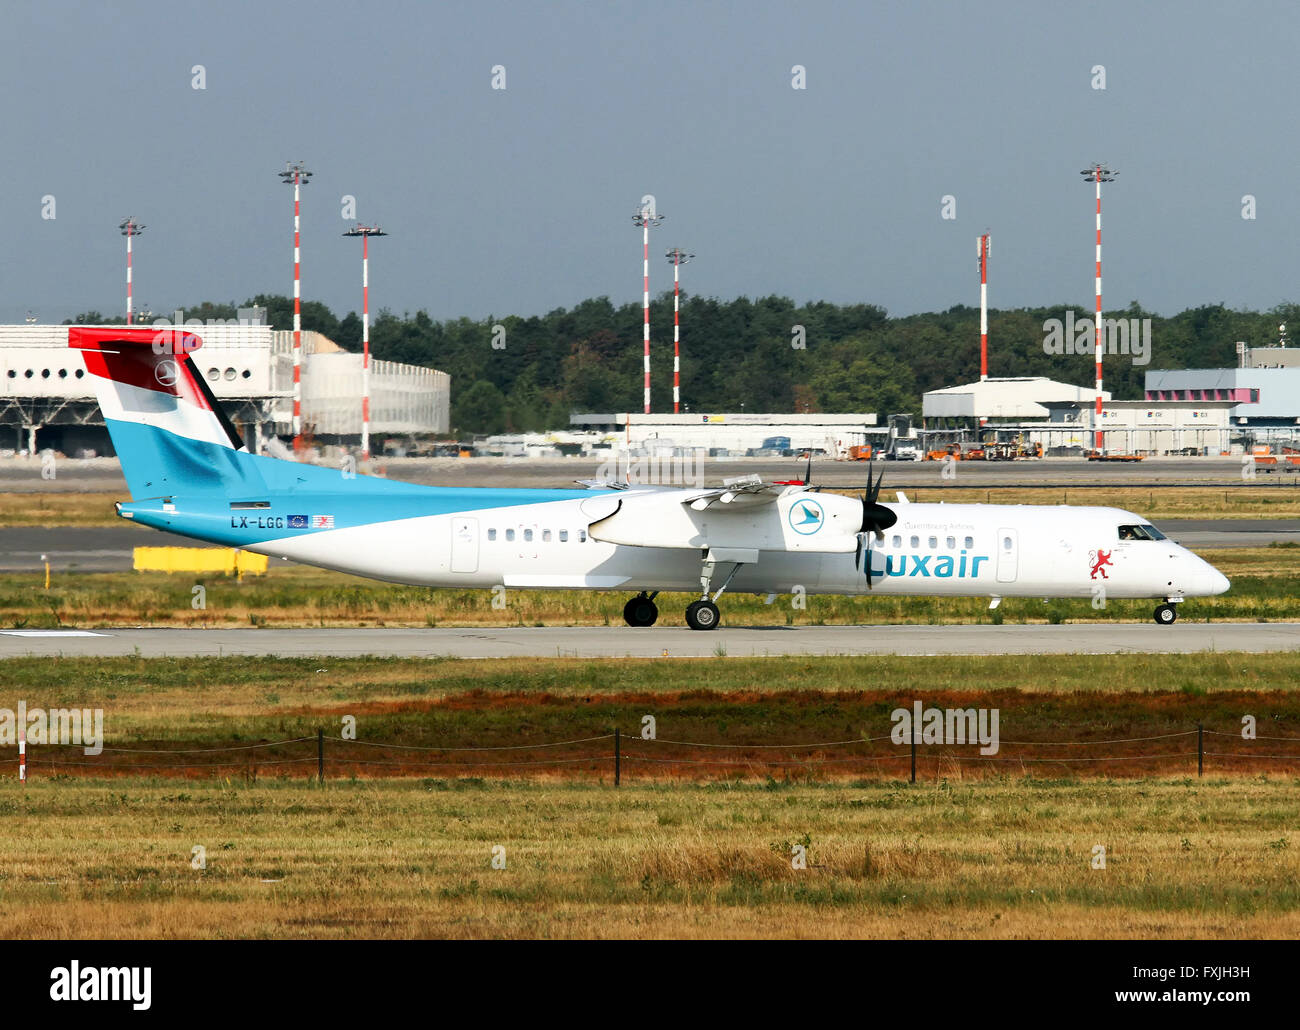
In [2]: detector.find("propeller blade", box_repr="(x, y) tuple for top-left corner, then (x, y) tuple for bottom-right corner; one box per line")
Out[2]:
(859, 459), (898, 535)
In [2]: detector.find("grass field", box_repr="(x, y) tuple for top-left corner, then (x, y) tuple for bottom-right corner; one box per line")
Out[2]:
(2, 654), (1298, 938)
(4, 485), (1300, 527)
(1, 777), (1296, 938)
(6, 545), (1297, 628)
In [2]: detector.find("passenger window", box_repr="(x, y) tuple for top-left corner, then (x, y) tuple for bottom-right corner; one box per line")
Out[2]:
(928, 536), (938, 548)
(892, 535), (901, 548)
(964, 536), (974, 549)
(524, 528), (533, 542)
(542, 529), (552, 542)
(1003, 536), (1013, 551)
(559, 530), (569, 542)
(487, 528), (496, 541)
(910, 535), (919, 548)
(506, 529), (515, 541)
(579, 530), (587, 542)
(945, 535), (955, 549)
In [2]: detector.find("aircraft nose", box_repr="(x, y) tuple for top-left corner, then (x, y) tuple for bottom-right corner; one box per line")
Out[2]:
(1192, 565), (1230, 596)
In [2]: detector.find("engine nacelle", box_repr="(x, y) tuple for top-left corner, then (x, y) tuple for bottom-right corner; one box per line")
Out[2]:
(588, 487), (867, 553)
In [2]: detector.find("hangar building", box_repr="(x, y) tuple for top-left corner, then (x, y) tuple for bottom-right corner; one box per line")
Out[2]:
(0, 318), (449, 456)
(1144, 344), (1300, 450)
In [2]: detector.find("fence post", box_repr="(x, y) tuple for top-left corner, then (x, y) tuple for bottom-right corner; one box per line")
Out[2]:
(1197, 722), (1203, 778)
(18, 730), (25, 786)
(317, 728), (324, 785)
(614, 728), (620, 787)
(910, 720), (917, 784)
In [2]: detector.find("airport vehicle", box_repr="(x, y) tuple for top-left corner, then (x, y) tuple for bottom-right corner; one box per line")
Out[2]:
(73, 326), (1230, 630)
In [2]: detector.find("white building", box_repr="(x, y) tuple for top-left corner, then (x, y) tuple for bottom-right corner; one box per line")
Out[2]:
(567, 412), (881, 457)
(1036, 399), (1235, 455)
(0, 321), (448, 455)
(1145, 346), (1300, 449)
(923, 376), (1109, 421)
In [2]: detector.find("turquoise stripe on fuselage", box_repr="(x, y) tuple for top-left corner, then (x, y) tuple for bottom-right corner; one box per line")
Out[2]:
(109, 419), (611, 546)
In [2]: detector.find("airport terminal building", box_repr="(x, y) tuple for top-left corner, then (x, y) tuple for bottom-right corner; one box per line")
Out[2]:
(0, 318), (449, 456)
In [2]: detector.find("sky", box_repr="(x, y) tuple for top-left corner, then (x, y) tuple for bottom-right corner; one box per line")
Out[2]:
(2, 0), (1299, 327)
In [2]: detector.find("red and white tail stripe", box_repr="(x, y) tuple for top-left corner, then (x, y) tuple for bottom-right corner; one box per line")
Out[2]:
(69, 326), (234, 449)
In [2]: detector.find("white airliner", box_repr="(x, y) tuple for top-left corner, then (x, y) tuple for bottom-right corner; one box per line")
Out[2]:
(72, 326), (1230, 630)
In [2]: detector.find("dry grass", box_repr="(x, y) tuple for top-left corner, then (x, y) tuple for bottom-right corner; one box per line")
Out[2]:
(2, 654), (1298, 780)
(1, 777), (1297, 938)
(0, 491), (120, 527)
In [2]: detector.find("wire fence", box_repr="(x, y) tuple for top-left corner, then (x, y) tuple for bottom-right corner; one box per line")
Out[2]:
(5, 723), (1300, 784)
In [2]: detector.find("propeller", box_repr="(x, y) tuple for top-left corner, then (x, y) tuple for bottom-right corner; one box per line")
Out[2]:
(855, 460), (898, 588)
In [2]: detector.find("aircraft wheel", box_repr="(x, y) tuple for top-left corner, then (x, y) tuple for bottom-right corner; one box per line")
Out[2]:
(1154, 603), (1177, 625)
(685, 599), (721, 631)
(623, 596), (659, 627)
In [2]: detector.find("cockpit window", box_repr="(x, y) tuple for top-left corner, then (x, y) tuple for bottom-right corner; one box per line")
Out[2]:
(1118, 524), (1166, 541)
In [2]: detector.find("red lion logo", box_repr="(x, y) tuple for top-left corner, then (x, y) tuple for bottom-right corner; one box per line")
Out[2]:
(1089, 549), (1113, 580)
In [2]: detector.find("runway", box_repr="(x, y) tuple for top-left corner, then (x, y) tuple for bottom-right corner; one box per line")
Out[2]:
(1, 623), (1296, 659)
(1, 518), (1293, 572)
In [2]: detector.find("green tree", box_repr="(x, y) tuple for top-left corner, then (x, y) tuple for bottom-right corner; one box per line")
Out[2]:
(454, 380), (507, 435)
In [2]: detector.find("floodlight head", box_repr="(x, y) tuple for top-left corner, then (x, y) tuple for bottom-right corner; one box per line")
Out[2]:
(279, 162), (312, 184)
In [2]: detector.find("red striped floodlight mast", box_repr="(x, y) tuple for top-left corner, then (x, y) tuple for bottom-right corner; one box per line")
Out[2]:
(119, 218), (145, 325)
(342, 225), (388, 460)
(665, 248), (694, 413)
(279, 162), (313, 449)
(632, 204), (664, 414)
(1081, 164), (1117, 453)
(977, 233), (989, 381)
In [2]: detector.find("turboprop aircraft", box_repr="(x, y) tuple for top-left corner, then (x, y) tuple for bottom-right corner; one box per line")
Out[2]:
(71, 326), (1230, 630)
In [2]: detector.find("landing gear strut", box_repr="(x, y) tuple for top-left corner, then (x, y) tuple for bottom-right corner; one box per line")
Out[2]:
(1154, 602), (1178, 625)
(684, 553), (748, 630)
(623, 592), (659, 627)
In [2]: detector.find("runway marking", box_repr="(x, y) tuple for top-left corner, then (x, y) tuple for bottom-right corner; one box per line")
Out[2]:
(0, 630), (109, 637)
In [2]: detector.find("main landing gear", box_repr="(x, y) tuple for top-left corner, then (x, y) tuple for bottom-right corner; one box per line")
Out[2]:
(1154, 602), (1178, 625)
(623, 592), (659, 627)
(685, 599), (720, 631)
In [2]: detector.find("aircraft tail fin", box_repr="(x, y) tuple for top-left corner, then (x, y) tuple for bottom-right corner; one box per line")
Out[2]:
(70, 326), (267, 499)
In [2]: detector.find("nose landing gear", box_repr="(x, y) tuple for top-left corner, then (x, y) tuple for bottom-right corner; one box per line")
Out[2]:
(1154, 602), (1178, 625)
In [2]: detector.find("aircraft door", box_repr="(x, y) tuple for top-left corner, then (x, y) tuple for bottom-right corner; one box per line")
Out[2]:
(996, 527), (1018, 583)
(450, 517), (479, 574)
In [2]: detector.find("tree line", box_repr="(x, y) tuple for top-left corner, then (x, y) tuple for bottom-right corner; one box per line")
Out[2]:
(67, 294), (1298, 434)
